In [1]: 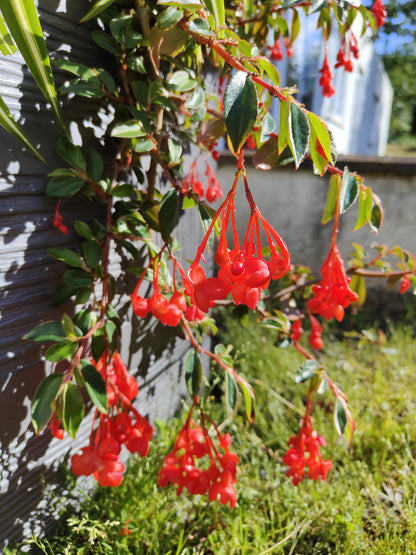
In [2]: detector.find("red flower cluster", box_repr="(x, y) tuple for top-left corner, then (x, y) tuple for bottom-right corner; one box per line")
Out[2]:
(319, 52), (335, 98)
(335, 34), (359, 72)
(284, 37), (293, 58)
(282, 407), (332, 485)
(52, 200), (68, 234)
(158, 410), (238, 507)
(131, 253), (204, 327)
(71, 351), (153, 487)
(372, 0), (386, 27)
(189, 175), (290, 312)
(308, 314), (323, 350)
(182, 157), (223, 203)
(269, 38), (283, 61)
(308, 244), (358, 321)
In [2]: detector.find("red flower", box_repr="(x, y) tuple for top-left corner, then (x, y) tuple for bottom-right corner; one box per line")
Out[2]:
(269, 38), (283, 61)
(290, 319), (303, 342)
(308, 244), (358, 321)
(52, 200), (68, 234)
(319, 52), (335, 98)
(399, 274), (411, 294)
(283, 407), (332, 485)
(308, 314), (323, 350)
(372, 0), (386, 27)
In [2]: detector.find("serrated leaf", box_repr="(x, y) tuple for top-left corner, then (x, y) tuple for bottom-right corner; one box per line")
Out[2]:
(288, 102), (310, 168)
(81, 240), (102, 269)
(63, 382), (85, 439)
(334, 399), (347, 436)
(24, 321), (65, 343)
(321, 175), (340, 224)
(339, 167), (358, 214)
(48, 247), (84, 268)
(184, 349), (202, 398)
(223, 72), (257, 153)
(159, 189), (179, 240)
(31, 373), (63, 433)
(225, 372), (237, 413)
(82, 364), (108, 413)
(45, 342), (78, 362)
(296, 360), (319, 383)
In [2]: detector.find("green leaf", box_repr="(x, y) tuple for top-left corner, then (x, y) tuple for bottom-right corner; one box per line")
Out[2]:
(91, 31), (121, 55)
(288, 102), (310, 168)
(81, 240), (102, 269)
(225, 372), (237, 413)
(168, 138), (182, 165)
(74, 221), (94, 240)
(334, 399), (347, 436)
(278, 98), (289, 154)
(48, 247), (84, 268)
(0, 15), (16, 55)
(239, 378), (255, 423)
(159, 189), (179, 240)
(223, 72), (257, 153)
(45, 342), (78, 362)
(198, 202), (217, 251)
(62, 382), (85, 439)
(157, 0), (204, 10)
(105, 320), (117, 343)
(168, 70), (197, 92)
(260, 112), (275, 142)
(296, 360), (319, 383)
(80, 0), (117, 22)
(53, 59), (99, 82)
(282, 0), (304, 7)
(31, 373), (63, 433)
(82, 364), (108, 413)
(46, 176), (85, 199)
(86, 149), (104, 182)
(203, 0), (225, 29)
(354, 186), (373, 231)
(257, 58), (280, 87)
(64, 269), (95, 288)
(339, 167), (358, 214)
(187, 17), (214, 37)
(158, 6), (183, 30)
(184, 349), (202, 398)
(369, 193), (384, 232)
(321, 175), (340, 224)
(60, 80), (105, 98)
(134, 138), (154, 153)
(111, 120), (146, 138)
(0, 95), (45, 162)
(308, 112), (331, 174)
(290, 9), (301, 43)
(0, 0), (65, 130)
(308, 0), (327, 14)
(24, 321), (65, 343)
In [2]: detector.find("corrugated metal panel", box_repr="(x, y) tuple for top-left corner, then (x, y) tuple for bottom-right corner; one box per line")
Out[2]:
(0, 4), (205, 549)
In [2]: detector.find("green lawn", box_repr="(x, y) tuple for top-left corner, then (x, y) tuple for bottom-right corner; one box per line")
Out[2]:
(9, 319), (416, 554)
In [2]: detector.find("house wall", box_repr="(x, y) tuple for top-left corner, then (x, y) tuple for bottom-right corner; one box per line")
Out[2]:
(0, 2), (205, 548)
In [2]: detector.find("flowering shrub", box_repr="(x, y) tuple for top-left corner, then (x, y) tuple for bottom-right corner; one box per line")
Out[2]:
(2, 0), (415, 511)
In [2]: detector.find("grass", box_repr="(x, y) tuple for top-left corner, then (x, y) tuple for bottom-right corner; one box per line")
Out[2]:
(8, 317), (416, 554)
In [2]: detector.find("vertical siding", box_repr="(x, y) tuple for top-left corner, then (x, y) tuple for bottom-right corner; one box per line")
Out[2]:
(0, 4), (205, 548)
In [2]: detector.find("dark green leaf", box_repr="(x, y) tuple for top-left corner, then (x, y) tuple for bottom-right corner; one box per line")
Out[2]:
(184, 349), (202, 398)
(46, 176), (85, 199)
(91, 328), (106, 361)
(63, 382), (85, 439)
(223, 72), (257, 153)
(288, 102), (310, 168)
(105, 320), (117, 343)
(47, 247), (84, 268)
(308, 0), (327, 14)
(334, 399), (347, 436)
(339, 167), (358, 214)
(60, 79), (105, 98)
(80, 0), (117, 22)
(296, 360), (319, 383)
(64, 269), (95, 288)
(82, 364), (108, 413)
(282, 0), (304, 7)
(31, 373), (63, 433)
(369, 193), (384, 232)
(159, 189), (179, 240)
(158, 6), (183, 30)
(81, 240), (102, 269)
(24, 321), (65, 343)
(74, 221), (94, 240)
(188, 17), (214, 36)
(51, 284), (80, 306)
(55, 137), (85, 170)
(260, 112), (275, 142)
(86, 149), (104, 182)
(225, 372), (237, 413)
(91, 31), (121, 55)
(53, 59), (99, 82)
(45, 342), (78, 362)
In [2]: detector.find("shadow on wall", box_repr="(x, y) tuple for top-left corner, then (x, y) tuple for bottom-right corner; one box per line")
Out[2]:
(0, 1), (202, 548)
